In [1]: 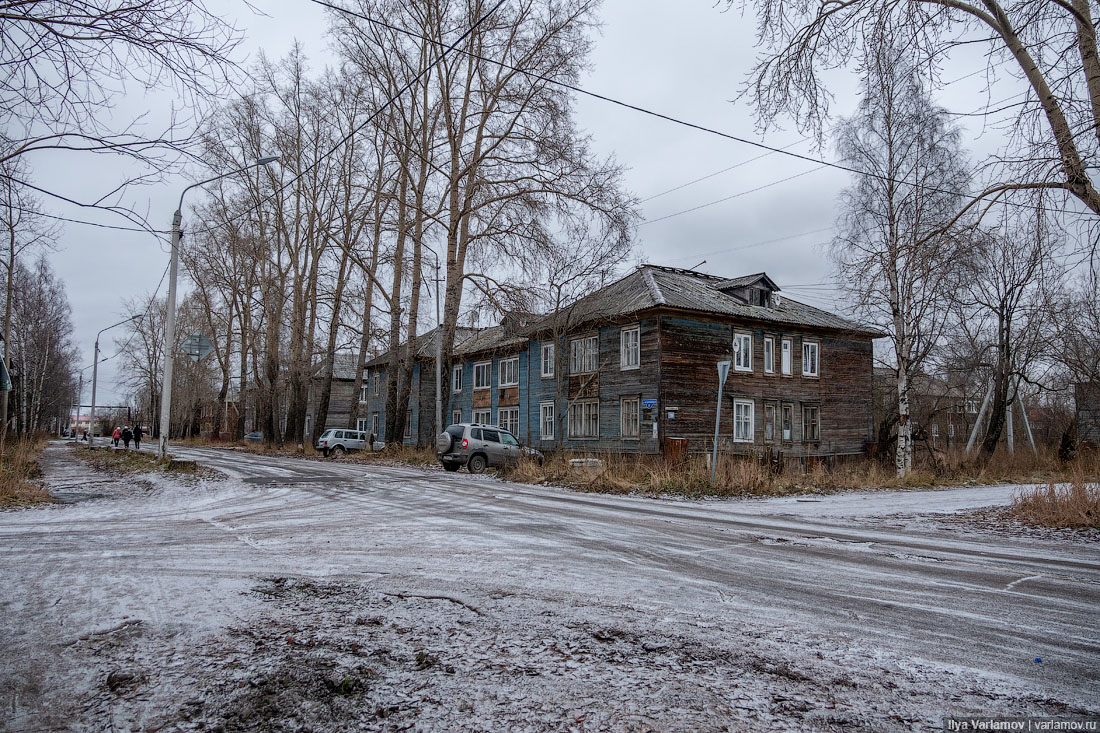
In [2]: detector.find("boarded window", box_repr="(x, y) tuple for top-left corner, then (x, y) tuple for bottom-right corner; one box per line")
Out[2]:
(781, 339), (792, 375)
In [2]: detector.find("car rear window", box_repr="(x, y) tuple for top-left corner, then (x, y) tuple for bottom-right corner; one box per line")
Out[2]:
(446, 425), (464, 438)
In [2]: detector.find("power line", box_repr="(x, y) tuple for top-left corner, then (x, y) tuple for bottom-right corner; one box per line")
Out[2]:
(309, 0), (1057, 218)
(189, 0), (507, 237)
(642, 165), (829, 226)
(661, 227), (834, 265)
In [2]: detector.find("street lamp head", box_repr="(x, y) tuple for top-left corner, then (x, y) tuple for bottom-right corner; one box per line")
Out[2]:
(257, 155), (279, 166)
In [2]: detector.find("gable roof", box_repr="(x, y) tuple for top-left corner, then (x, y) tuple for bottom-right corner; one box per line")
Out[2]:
(554, 265), (881, 337)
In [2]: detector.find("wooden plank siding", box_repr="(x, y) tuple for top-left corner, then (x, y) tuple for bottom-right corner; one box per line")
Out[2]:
(658, 315), (874, 456)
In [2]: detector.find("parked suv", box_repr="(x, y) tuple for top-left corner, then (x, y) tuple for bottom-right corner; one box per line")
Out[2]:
(436, 423), (543, 473)
(315, 429), (368, 457)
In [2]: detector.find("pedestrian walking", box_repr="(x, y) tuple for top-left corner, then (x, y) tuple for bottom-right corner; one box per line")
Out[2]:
(122, 426), (133, 449)
(112, 426), (121, 447)
(81, 430), (88, 442)
(133, 425), (143, 450)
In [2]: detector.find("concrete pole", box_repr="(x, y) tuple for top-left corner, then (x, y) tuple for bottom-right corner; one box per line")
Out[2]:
(434, 255), (442, 437)
(157, 210), (181, 460)
(965, 385), (994, 454)
(1006, 396), (1015, 455)
(89, 340), (100, 447)
(1019, 392), (1038, 455)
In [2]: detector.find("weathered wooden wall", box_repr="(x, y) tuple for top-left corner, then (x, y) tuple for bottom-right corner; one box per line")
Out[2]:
(659, 315), (874, 456)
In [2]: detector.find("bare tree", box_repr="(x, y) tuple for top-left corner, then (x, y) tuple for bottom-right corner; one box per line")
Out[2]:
(731, 0), (1100, 231)
(831, 45), (970, 475)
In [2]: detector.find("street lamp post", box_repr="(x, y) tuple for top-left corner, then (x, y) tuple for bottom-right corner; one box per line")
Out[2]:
(419, 245), (444, 437)
(88, 315), (141, 447)
(158, 156), (278, 460)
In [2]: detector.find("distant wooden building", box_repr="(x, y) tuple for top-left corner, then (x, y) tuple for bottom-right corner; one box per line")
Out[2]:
(359, 265), (881, 457)
(1076, 381), (1100, 448)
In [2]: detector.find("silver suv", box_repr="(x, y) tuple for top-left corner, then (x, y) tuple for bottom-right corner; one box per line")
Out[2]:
(315, 429), (368, 457)
(436, 423), (543, 473)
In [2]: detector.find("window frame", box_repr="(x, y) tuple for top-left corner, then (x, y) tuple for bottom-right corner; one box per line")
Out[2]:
(499, 356), (519, 387)
(781, 339), (792, 376)
(620, 395), (640, 438)
(356, 417), (367, 432)
(404, 411), (412, 439)
(620, 325), (640, 371)
(497, 406), (519, 436)
(733, 332), (752, 372)
(764, 402), (776, 442)
(452, 409), (461, 426)
(473, 360), (492, 390)
(540, 402), (555, 440)
(452, 364), (463, 392)
(802, 404), (820, 442)
(781, 403), (793, 441)
(541, 342), (555, 378)
(473, 408), (492, 425)
(733, 399), (755, 442)
(802, 341), (820, 377)
(568, 399), (600, 439)
(764, 336), (775, 374)
(359, 384), (368, 402)
(569, 335), (599, 375)
(371, 412), (379, 437)
(372, 371), (381, 396)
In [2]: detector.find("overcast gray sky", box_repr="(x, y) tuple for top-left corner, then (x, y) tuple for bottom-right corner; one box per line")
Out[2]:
(35, 0), (1023, 408)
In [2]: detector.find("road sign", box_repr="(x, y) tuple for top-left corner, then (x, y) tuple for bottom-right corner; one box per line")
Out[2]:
(642, 399), (657, 409)
(180, 333), (215, 362)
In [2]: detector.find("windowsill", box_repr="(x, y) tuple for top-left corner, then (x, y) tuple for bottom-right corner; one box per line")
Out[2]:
(473, 386), (490, 391)
(568, 436), (599, 440)
(541, 374), (554, 379)
(620, 364), (640, 371)
(733, 438), (754, 443)
(802, 373), (820, 379)
(620, 436), (640, 441)
(733, 367), (752, 373)
(499, 383), (519, 388)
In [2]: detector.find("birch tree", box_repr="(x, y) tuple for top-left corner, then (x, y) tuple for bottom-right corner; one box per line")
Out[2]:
(832, 45), (969, 476)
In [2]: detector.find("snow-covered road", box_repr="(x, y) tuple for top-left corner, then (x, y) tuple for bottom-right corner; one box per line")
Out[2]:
(1, 442), (1097, 731)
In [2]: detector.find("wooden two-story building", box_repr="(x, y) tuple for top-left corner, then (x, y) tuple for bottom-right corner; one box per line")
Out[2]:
(353, 265), (880, 457)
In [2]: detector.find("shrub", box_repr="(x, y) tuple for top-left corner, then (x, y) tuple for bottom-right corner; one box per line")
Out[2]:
(0, 434), (51, 506)
(1009, 481), (1100, 528)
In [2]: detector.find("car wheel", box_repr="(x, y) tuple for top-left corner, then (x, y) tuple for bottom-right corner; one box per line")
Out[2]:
(332, 445), (346, 457)
(443, 462), (460, 472)
(467, 454), (487, 474)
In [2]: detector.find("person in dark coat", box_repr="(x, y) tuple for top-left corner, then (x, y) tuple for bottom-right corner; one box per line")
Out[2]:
(133, 425), (143, 450)
(122, 426), (133, 449)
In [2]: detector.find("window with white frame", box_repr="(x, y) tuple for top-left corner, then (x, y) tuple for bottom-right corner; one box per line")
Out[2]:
(541, 342), (554, 378)
(764, 403), (776, 441)
(473, 408), (491, 424)
(965, 399), (978, 414)
(568, 399), (600, 438)
(359, 384), (367, 402)
(620, 326), (640, 370)
(452, 410), (461, 426)
(764, 337), (775, 374)
(570, 336), (598, 374)
(781, 403), (793, 440)
(371, 412), (379, 437)
(404, 411), (412, 438)
(620, 396), (640, 438)
(781, 339), (792, 375)
(497, 407), (519, 435)
(949, 424), (955, 438)
(452, 365), (463, 392)
(802, 404), (820, 441)
(499, 357), (519, 387)
(473, 361), (492, 390)
(734, 399), (754, 442)
(540, 402), (555, 440)
(802, 341), (819, 377)
(734, 333), (752, 371)
(372, 371), (381, 396)
(357, 417), (368, 432)
(305, 415), (312, 435)
(931, 423), (939, 438)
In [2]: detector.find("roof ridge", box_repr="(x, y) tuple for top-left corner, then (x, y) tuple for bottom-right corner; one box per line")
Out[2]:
(642, 267), (665, 305)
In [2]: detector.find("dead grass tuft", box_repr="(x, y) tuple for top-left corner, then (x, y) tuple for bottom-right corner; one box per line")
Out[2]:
(1009, 480), (1100, 528)
(0, 434), (51, 507)
(75, 445), (162, 474)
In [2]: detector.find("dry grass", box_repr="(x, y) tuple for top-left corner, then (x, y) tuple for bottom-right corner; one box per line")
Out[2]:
(75, 445), (163, 474)
(501, 445), (1100, 499)
(0, 434), (51, 507)
(1009, 480), (1100, 529)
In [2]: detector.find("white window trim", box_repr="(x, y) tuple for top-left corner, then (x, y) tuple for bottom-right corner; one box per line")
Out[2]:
(541, 342), (554, 378)
(357, 417), (368, 432)
(452, 410), (461, 426)
(568, 399), (600, 439)
(359, 384), (368, 402)
(733, 399), (755, 442)
(620, 396), (640, 438)
(733, 333), (752, 372)
(499, 356), (519, 387)
(540, 401), (555, 440)
(781, 339), (792, 376)
(473, 408), (492, 425)
(570, 336), (599, 375)
(764, 336), (775, 374)
(802, 341), (820, 377)
(473, 360), (492, 390)
(498, 406), (519, 435)
(452, 364), (463, 392)
(620, 325), (640, 371)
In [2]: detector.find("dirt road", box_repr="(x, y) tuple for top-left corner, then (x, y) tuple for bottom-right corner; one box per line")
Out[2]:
(1, 442), (1097, 731)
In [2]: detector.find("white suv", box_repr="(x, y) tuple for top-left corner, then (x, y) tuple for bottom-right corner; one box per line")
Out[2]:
(315, 429), (368, 457)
